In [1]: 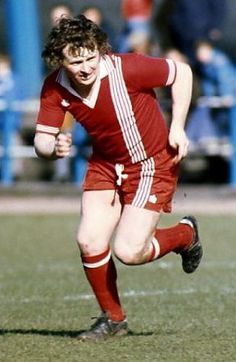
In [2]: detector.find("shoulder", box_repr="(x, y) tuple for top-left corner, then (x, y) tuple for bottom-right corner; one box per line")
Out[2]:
(213, 50), (233, 67)
(115, 52), (156, 64)
(114, 53), (170, 74)
(41, 69), (63, 96)
(43, 69), (60, 84)
(111, 53), (174, 89)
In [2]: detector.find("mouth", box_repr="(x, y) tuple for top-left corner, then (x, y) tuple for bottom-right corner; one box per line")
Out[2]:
(80, 73), (93, 81)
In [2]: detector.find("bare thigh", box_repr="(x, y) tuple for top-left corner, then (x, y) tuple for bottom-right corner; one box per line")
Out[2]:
(113, 205), (161, 264)
(77, 190), (122, 255)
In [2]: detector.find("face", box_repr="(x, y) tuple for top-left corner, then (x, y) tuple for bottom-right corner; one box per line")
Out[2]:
(82, 8), (102, 25)
(62, 45), (100, 89)
(196, 44), (213, 64)
(50, 6), (71, 25)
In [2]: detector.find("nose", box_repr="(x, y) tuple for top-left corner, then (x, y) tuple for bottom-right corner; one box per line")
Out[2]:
(80, 61), (90, 73)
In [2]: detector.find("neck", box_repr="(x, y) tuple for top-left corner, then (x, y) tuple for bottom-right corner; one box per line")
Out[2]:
(72, 81), (94, 99)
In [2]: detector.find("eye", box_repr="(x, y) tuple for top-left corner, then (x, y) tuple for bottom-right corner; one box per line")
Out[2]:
(87, 56), (96, 62)
(72, 61), (82, 65)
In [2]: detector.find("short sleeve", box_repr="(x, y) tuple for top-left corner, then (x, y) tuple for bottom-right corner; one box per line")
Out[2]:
(121, 53), (177, 90)
(36, 76), (66, 135)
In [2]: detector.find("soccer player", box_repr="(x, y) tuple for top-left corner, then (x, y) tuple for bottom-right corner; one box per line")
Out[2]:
(34, 15), (203, 341)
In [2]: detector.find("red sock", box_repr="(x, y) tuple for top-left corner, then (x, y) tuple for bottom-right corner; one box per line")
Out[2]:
(148, 223), (193, 261)
(81, 249), (125, 322)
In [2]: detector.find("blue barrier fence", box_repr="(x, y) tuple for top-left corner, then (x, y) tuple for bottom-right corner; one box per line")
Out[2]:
(0, 98), (236, 187)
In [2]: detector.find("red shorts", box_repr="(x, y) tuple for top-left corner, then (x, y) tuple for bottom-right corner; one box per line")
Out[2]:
(83, 146), (179, 213)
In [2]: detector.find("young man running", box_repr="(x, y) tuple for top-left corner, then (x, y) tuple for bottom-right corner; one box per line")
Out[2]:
(34, 15), (203, 341)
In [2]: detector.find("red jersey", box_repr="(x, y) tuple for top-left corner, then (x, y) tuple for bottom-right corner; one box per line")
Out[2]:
(36, 53), (176, 165)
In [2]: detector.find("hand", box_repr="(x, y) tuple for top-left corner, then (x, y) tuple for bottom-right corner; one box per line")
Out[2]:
(168, 126), (189, 164)
(54, 133), (72, 158)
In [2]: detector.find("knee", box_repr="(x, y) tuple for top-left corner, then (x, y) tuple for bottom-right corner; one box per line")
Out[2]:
(76, 229), (87, 252)
(76, 229), (95, 255)
(76, 229), (109, 256)
(113, 241), (145, 265)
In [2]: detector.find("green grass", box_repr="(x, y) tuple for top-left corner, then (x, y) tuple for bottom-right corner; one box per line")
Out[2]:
(0, 213), (236, 362)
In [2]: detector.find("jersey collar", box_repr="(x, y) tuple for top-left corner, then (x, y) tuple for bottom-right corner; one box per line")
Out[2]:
(56, 55), (113, 108)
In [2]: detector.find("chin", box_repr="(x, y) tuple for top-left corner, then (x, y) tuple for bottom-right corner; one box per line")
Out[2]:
(83, 77), (96, 86)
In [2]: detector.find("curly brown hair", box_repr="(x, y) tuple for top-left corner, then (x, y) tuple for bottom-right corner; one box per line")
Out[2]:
(42, 14), (111, 68)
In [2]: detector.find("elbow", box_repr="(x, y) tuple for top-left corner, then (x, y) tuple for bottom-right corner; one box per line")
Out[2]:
(34, 144), (47, 159)
(34, 133), (56, 159)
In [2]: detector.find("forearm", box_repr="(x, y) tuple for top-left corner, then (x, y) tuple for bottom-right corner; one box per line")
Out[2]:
(167, 61), (192, 162)
(34, 132), (72, 160)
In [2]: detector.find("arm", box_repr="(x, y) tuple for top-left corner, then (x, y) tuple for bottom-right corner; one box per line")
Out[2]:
(34, 132), (72, 160)
(169, 61), (193, 163)
(34, 72), (72, 159)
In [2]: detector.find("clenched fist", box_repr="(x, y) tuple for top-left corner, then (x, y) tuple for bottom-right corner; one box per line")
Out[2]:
(54, 133), (72, 158)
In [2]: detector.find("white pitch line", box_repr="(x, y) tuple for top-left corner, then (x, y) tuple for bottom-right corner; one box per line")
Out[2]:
(63, 288), (197, 302)
(1, 286), (236, 305)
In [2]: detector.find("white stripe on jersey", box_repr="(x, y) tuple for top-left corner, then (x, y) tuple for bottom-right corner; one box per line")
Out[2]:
(132, 157), (155, 208)
(104, 55), (147, 164)
(36, 124), (59, 135)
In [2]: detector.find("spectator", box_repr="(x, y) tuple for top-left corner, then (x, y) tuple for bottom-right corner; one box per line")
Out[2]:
(153, 0), (227, 66)
(186, 40), (236, 152)
(0, 53), (24, 179)
(0, 54), (15, 100)
(50, 3), (73, 25)
(196, 40), (236, 107)
(80, 4), (119, 52)
(119, 0), (153, 53)
(126, 29), (153, 55)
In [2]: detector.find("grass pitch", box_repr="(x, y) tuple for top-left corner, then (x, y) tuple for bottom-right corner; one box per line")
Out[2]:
(0, 213), (236, 362)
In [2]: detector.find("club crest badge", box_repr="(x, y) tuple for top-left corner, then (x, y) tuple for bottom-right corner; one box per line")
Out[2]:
(61, 99), (70, 107)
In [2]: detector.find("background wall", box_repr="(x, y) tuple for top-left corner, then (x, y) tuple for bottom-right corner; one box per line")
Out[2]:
(0, 0), (236, 61)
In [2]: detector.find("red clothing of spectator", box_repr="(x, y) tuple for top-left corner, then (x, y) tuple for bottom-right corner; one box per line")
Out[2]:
(121, 0), (153, 20)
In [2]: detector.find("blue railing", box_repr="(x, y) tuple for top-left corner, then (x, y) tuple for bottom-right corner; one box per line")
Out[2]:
(0, 98), (236, 187)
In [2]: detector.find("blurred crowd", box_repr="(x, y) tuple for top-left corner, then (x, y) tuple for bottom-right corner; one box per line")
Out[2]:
(1, 0), (235, 183)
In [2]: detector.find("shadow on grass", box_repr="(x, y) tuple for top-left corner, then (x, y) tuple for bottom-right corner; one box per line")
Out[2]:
(0, 328), (153, 338)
